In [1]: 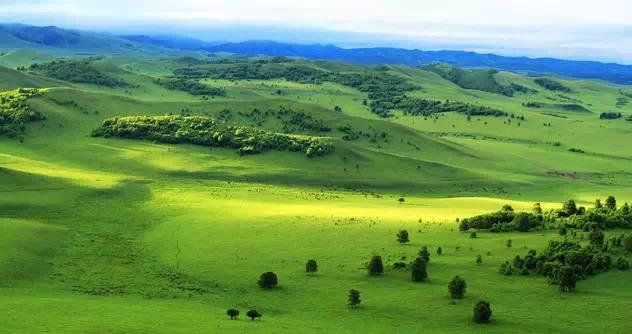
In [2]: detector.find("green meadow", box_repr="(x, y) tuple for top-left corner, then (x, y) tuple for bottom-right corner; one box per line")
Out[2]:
(1, 54), (631, 333)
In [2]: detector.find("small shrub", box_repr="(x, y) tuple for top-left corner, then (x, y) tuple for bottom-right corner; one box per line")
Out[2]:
(397, 230), (410, 244)
(306, 259), (318, 274)
(368, 255), (384, 276)
(348, 289), (361, 307)
(258, 272), (278, 289)
(226, 309), (239, 320)
(246, 310), (262, 320)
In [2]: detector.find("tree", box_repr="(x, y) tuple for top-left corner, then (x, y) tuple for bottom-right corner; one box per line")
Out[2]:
(448, 275), (467, 299)
(418, 246), (430, 263)
(437, 246), (442, 255)
(397, 230), (410, 244)
(506, 239), (512, 248)
(411, 257), (428, 282)
(473, 300), (492, 323)
(533, 202), (543, 215)
(624, 235), (632, 252)
(595, 199), (603, 209)
(398, 197), (405, 204)
(554, 266), (579, 292)
(588, 230), (605, 246)
(563, 199), (577, 216)
(501, 204), (514, 212)
(513, 212), (532, 232)
(306, 259), (318, 274)
(616, 256), (630, 270)
(606, 196), (617, 210)
(226, 308), (239, 320)
(476, 255), (483, 265)
(368, 255), (384, 275)
(470, 232), (477, 239)
(258, 272), (278, 289)
(559, 226), (568, 236)
(246, 310), (262, 320)
(348, 289), (361, 307)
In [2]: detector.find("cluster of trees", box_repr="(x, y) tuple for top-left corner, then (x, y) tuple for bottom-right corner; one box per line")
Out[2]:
(273, 106), (331, 133)
(499, 235), (630, 292)
(154, 78), (226, 97)
(458, 205), (546, 232)
(599, 112), (622, 120)
(422, 64), (528, 97)
(172, 61), (418, 118)
(29, 59), (128, 87)
(534, 78), (571, 92)
(91, 115), (334, 157)
(559, 196), (632, 230)
(398, 98), (508, 117)
(0, 88), (44, 138)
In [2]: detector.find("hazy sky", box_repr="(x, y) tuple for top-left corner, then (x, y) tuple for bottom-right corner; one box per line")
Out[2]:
(2, 0), (631, 63)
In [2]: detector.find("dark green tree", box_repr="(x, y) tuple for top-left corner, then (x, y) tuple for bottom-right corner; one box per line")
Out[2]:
(348, 289), (361, 307)
(476, 255), (483, 265)
(595, 199), (603, 209)
(368, 255), (384, 276)
(246, 310), (262, 320)
(533, 202), (543, 215)
(306, 259), (318, 274)
(418, 246), (430, 263)
(411, 257), (428, 282)
(437, 246), (442, 255)
(397, 230), (410, 244)
(473, 300), (492, 323)
(258, 272), (278, 289)
(563, 199), (577, 216)
(448, 275), (467, 298)
(226, 309), (239, 320)
(616, 256), (630, 270)
(606, 196), (617, 210)
(588, 230), (605, 246)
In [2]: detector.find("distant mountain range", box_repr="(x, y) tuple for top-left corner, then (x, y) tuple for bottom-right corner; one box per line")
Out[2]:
(1, 23), (631, 85)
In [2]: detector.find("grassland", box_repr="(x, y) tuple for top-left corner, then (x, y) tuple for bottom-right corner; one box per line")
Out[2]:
(1, 53), (631, 333)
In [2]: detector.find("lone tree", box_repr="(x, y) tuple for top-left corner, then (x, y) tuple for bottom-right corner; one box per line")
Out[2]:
(476, 255), (483, 265)
(398, 197), (405, 204)
(532, 202), (543, 215)
(411, 257), (428, 282)
(419, 246), (430, 263)
(246, 310), (262, 320)
(554, 265), (578, 292)
(306, 259), (318, 274)
(368, 255), (384, 276)
(258, 272), (278, 289)
(448, 275), (467, 299)
(595, 199), (603, 209)
(606, 195), (617, 210)
(348, 289), (361, 308)
(506, 239), (512, 248)
(473, 300), (492, 323)
(437, 246), (442, 255)
(397, 230), (410, 244)
(226, 309), (239, 320)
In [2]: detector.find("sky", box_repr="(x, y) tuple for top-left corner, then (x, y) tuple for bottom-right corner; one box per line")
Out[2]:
(1, 0), (631, 63)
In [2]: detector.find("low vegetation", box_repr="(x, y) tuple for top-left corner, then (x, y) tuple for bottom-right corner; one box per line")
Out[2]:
(534, 78), (571, 92)
(154, 78), (226, 97)
(29, 58), (128, 87)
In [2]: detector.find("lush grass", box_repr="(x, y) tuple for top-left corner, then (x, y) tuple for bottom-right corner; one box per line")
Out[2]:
(0, 53), (631, 333)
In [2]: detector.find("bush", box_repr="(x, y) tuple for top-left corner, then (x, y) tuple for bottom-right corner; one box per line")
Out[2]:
(246, 310), (262, 320)
(0, 88), (44, 137)
(30, 58), (128, 87)
(624, 236), (632, 252)
(411, 257), (428, 282)
(616, 257), (630, 270)
(418, 246), (430, 263)
(476, 255), (483, 265)
(348, 289), (361, 307)
(473, 300), (492, 323)
(258, 272), (278, 289)
(397, 230), (410, 244)
(306, 259), (318, 274)
(448, 276), (467, 299)
(226, 309), (239, 320)
(437, 246), (442, 255)
(155, 78), (226, 96)
(368, 255), (384, 276)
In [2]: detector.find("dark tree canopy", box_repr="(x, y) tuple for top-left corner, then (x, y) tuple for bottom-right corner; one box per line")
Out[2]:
(226, 309), (239, 320)
(448, 276), (467, 299)
(348, 289), (361, 307)
(419, 246), (431, 263)
(246, 310), (262, 320)
(258, 272), (279, 289)
(397, 230), (410, 244)
(368, 255), (384, 276)
(473, 300), (492, 323)
(606, 196), (617, 210)
(306, 259), (318, 274)
(411, 257), (428, 282)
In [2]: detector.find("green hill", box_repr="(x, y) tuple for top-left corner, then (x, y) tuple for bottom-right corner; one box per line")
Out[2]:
(0, 52), (631, 333)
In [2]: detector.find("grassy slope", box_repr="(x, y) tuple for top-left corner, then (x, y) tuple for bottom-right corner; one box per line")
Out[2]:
(1, 56), (631, 333)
